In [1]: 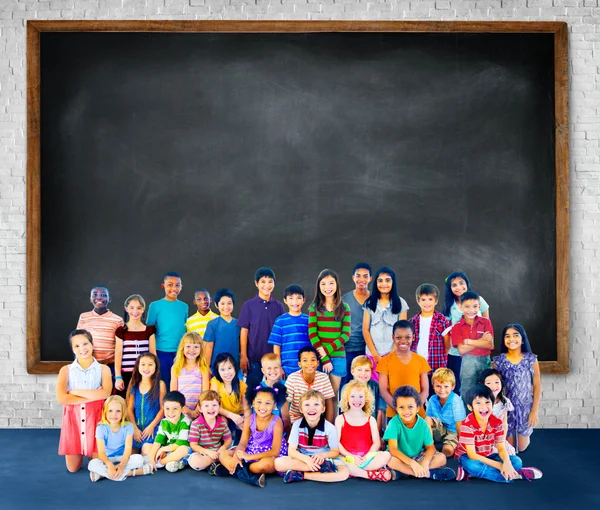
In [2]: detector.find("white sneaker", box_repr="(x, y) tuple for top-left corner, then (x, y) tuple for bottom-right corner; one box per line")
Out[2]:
(89, 471), (101, 482)
(166, 460), (185, 473)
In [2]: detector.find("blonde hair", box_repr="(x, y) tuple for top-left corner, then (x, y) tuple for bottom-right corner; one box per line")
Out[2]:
(299, 389), (326, 408)
(261, 353), (281, 365)
(172, 332), (209, 377)
(198, 390), (220, 405)
(432, 367), (456, 386)
(100, 395), (128, 427)
(351, 355), (374, 371)
(339, 381), (374, 416)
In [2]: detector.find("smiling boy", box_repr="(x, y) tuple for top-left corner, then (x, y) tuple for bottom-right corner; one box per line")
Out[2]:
(186, 288), (218, 338)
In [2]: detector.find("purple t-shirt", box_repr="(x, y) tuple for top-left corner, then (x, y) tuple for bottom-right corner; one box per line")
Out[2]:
(237, 295), (285, 362)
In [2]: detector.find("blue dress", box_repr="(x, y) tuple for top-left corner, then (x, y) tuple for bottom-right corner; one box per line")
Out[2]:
(130, 385), (161, 448)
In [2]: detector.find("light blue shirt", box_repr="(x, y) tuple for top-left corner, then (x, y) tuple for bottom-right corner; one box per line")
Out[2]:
(426, 391), (467, 433)
(146, 299), (189, 352)
(67, 358), (102, 391)
(447, 296), (489, 356)
(95, 423), (134, 458)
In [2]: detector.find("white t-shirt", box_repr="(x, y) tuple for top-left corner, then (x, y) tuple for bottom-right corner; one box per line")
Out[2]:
(416, 315), (433, 361)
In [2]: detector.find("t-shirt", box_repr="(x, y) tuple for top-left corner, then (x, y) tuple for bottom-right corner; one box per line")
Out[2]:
(268, 313), (310, 376)
(146, 299), (189, 353)
(308, 303), (351, 361)
(426, 391), (467, 433)
(115, 325), (156, 373)
(77, 310), (124, 364)
(447, 296), (489, 356)
(186, 310), (219, 338)
(189, 414), (231, 450)
(288, 416), (338, 456)
(95, 422), (134, 458)
(416, 315), (433, 360)
(211, 377), (248, 415)
(451, 316), (493, 357)
(454, 413), (504, 459)
(155, 414), (191, 447)
(237, 295), (285, 362)
(383, 415), (433, 458)
(285, 370), (335, 423)
(377, 351), (431, 418)
(341, 291), (368, 352)
(203, 316), (240, 366)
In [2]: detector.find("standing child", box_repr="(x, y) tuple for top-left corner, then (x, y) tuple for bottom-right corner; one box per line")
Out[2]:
(479, 369), (516, 455)
(239, 267), (286, 389)
(56, 330), (113, 473)
(114, 294), (156, 398)
(268, 284), (310, 379)
(336, 381), (393, 481)
(186, 288), (218, 337)
(88, 396), (152, 482)
(203, 289), (240, 368)
(147, 272), (189, 389)
(275, 390), (350, 483)
(215, 387), (287, 487)
(308, 269), (351, 417)
(126, 353), (167, 456)
(170, 332), (210, 420)
(442, 271), (491, 394)
(493, 324), (541, 452)
(385, 386), (455, 481)
(455, 385), (542, 482)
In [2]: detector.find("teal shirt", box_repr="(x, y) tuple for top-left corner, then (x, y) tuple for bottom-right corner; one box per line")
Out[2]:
(383, 415), (433, 458)
(147, 298), (189, 352)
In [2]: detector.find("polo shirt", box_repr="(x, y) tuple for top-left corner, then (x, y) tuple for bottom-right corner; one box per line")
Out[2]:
(76, 310), (124, 364)
(426, 391), (467, 433)
(289, 415), (338, 456)
(447, 297), (490, 356)
(146, 299), (189, 353)
(267, 313), (310, 376)
(155, 414), (191, 447)
(285, 370), (335, 423)
(189, 414), (231, 450)
(451, 316), (493, 357)
(455, 412), (504, 459)
(186, 310), (219, 338)
(237, 295), (285, 362)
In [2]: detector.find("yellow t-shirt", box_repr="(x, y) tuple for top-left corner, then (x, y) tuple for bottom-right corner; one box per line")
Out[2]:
(211, 376), (247, 415)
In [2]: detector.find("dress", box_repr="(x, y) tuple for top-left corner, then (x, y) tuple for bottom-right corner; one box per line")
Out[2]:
(493, 352), (537, 437)
(245, 414), (288, 460)
(492, 397), (516, 456)
(130, 385), (161, 448)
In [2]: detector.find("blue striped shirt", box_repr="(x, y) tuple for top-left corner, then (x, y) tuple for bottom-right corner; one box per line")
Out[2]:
(268, 313), (310, 376)
(426, 391), (467, 433)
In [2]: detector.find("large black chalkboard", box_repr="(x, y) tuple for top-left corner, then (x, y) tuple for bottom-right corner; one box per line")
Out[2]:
(29, 23), (569, 372)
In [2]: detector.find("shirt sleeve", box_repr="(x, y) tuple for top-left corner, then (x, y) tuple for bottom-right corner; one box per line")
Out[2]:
(320, 374), (336, 400)
(484, 318), (494, 336)
(115, 326), (124, 338)
(421, 357), (432, 375)
(123, 423), (134, 436)
(307, 306), (323, 353)
(451, 323), (463, 347)
(146, 302), (157, 327)
(175, 419), (191, 446)
(399, 297), (409, 313)
(76, 314), (84, 330)
(95, 424), (106, 441)
(220, 418), (232, 443)
(154, 420), (167, 445)
(458, 420), (475, 446)
(420, 418), (434, 447)
(325, 420), (339, 449)
(268, 318), (283, 347)
(382, 418), (398, 442)
(479, 296), (490, 314)
(204, 320), (216, 344)
(376, 354), (389, 375)
(288, 420), (300, 447)
(189, 421), (200, 444)
(452, 396), (467, 422)
(237, 302), (251, 329)
(425, 397), (435, 417)
(285, 375), (296, 403)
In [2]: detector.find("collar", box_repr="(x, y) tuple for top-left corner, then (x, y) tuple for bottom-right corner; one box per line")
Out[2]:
(255, 294), (275, 304)
(459, 315), (485, 327)
(72, 357), (99, 372)
(299, 414), (326, 431)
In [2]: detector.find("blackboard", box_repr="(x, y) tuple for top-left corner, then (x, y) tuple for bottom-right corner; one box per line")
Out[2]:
(26, 21), (569, 374)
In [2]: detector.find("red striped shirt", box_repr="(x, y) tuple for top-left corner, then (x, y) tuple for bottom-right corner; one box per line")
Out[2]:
(454, 413), (504, 459)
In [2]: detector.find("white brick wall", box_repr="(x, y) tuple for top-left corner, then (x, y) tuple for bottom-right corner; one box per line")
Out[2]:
(0, 0), (598, 428)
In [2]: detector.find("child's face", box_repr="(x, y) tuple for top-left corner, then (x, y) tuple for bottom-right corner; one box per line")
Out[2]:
(164, 401), (183, 424)
(90, 287), (109, 310)
(253, 391), (276, 417)
(450, 277), (468, 298)
(184, 342), (201, 361)
(348, 388), (366, 411)
(218, 360), (236, 382)
(301, 397), (325, 420)
(261, 361), (282, 383)
(392, 328), (414, 353)
(138, 356), (156, 378)
(376, 273), (393, 294)
(162, 276), (182, 300)
(255, 277), (275, 297)
(459, 299), (480, 320)
(284, 293), (305, 314)
(217, 296), (233, 317)
(71, 334), (93, 360)
(352, 269), (372, 291)
(484, 374), (502, 399)
(469, 396), (493, 422)
(396, 396), (418, 424)
(351, 364), (372, 384)
(200, 399), (220, 418)
(433, 380), (454, 400)
(417, 293), (438, 314)
(125, 299), (144, 321)
(194, 291), (211, 313)
(319, 275), (337, 298)
(504, 327), (522, 351)
(107, 401), (123, 425)
(298, 351), (318, 374)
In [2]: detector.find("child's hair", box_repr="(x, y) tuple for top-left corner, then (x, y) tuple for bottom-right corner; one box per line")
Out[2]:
(415, 283), (440, 301)
(194, 288), (211, 297)
(100, 395), (128, 427)
(198, 390), (221, 405)
(392, 319), (415, 335)
(478, 368), (507, 404)
(459, 290), (480, 304)
(351, 355), (374, 371)
(442, 271), (471, 316)
(214, 288), (235, 305)
(163, 390), (186, 408)
(261, 352), (281, 365)
(90, 285), (109, 295)
(283, 284), (305, 299)
(466, 384), (495, 407)
(500, 323), (533, 354)
(352, 262), (372, 275)
(122, 294), (146, 330)
(298, 345), (319, 361)
(128, 353), (162, 404)
(339, 380), (374, 416)
(299, 389), (326, 408)
(365, 266), (402, 314)
(255, 267), (276, 283)
(163, 271), (181, 281)
(393, 385), (421, 408)
(68, 329), (93, 348)
(246, 385), (279, 407)
(212, 352), (241, 404)
(172, 332), (209, 377)
(311, 269), (345, 319)
(431, 367), (456, 386)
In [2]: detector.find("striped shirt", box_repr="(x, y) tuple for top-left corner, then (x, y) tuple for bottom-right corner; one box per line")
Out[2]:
(426, 391), (467, 433)
(189, 414), (231, 450)
(268, 313), (310, 376)
(185, 310), (219, 338)
(67, 358), (103, 391)
(308, 303), (351, 362)
(76, 310), (124, 364)
(454, 413), (504, 459)
(155, 414), (191, 447)
(289, 416), (338, 455)
(285, 370), (335, 423)
(115, 326), (155, 372)
(176, 366), (205, 410)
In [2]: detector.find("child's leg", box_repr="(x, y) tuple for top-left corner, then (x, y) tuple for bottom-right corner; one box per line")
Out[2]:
(458, 454), (514, 483)
(387, 457), (415, 476)
(141, 442), (153, 459)
(189, 453), (214, 471)
(218, 449), (240, 474)
(274, 456), (309, 473)
(429, 452), (447, 469)
(517, 435), (531, 452)
(88, 458), (110, 479)
(304, 464), (349, 483)
(161, 445), (189, 464)
(117, 454), (144, 480)
(329, 374), (342, 418)
(65, 455), (83, 473)
(248, 457), (276, 474)
(363, 451), (392, 471)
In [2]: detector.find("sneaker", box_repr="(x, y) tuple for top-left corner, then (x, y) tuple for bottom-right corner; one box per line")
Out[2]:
(455, 465), (469, 482)
(319, 459), (338, 473)
(430, 467), (456, 481)
(391, 469), (408, 481)
(208, 462), (229, 477)
(233, 463), (266, 488)
(89, 472), (101, 483)
(165, 460), (185, 473)
(517, 467), (543, 481)
(283, 470), (305, 483)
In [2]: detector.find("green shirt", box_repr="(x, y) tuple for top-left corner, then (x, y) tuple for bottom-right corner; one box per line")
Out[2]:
(383, 415), (433, 458)
(307, 303), (351, 361)
(155, 414), (191, 447)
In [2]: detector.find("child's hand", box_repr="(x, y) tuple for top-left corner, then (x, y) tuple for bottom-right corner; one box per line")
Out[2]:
(234, 415), (245, 429)
(107, 463), (118, 480)
(115, 378), (125, 392)
(207, 450), (219, 460)
(353, 455), (365, 465)
(149, 458), (157, 471)
(410, 459), (428, 478)
(322, 362), (333, 374)
(317, 347), (327, 359)
(528, 409), (539, 427)
(240, 355), (249, 374)
(482, 331), (493, 342)
(114, 463), (125, 480)
(501, 461), (518, 481)
(304, 457), (321, 472)
(235, 450), (248, 461)
(142, 425), (155, 441)
(133, 427), (143, 443)
(372, 353), (381, 364)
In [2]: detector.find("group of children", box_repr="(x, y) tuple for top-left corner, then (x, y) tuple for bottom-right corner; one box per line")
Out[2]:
(57, 264), (543, 486)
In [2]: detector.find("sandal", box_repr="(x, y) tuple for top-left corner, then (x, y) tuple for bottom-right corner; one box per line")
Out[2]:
(142, 463), (154, 476)
(367, 468), (392, 482)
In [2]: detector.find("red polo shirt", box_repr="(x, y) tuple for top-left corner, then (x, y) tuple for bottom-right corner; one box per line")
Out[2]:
(451, 316), (493, 357)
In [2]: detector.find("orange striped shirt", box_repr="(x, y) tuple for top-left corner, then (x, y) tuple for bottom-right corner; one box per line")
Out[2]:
(77, 310), (124, 364)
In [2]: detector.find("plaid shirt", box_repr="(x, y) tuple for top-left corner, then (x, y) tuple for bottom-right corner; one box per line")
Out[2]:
(409, 311), (451, 372)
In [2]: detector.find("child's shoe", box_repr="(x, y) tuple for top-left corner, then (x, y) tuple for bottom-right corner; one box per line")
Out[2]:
(233, 463), (266, 488)
(455, 465), (469, 482)
(517, 467), (543, 481)
(283, 470), (305, 483)
(165, 460), (185, 473)
(391, 469), (409, 481)
(367, 468), (393, 482)
(429, 467), (456, 481)
(319, 459), (338, 473)
(89, 472), (101, 483)
(208, 462), (229, 477)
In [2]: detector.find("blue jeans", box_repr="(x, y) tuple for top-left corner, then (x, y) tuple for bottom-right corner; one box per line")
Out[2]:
(341, 349), (365, 386)
(460, 354), (491, 406)
(157, 350), (176, 389)
(246, 360), (264, 390)
(447, 354), (462, 394)
(329, 356), (347, 378)
(457, 453), (523, 483)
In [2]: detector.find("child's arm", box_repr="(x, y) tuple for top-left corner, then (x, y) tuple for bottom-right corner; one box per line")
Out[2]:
(202, 368), (210, 393)
(388, 438), (427, 477)
(149, 332), (156, 355)
(170, 366), (178, 392)
(142, 381), (167, 441)
(56, 366), (87, 405)
(368, 416), (381, 452)
(115, 429), (135, 480)
(238, 418), (284, 462)
(114, 333), (125, 392)
(325, 397), (334, 424)
(419, 373), (429, 408)
(378, 374), (394, 411)
(287, 444), (321, 471)
(464, 444), (503, 469)
(529, 360), (542, 427)
(308, 308), (327, 363)
(443, 333), (451, 353)
(203, 343), (214, 370)
(497, 441), (518, 480)
(418, 443), (437, 471)
(239, 327), (250, 373)
(334, 415), (352, 458)
(68, 365), (113, 401)
(362, 310), (380, 362)
(96, 437), (119, 479)
(126, 389), (142, 443)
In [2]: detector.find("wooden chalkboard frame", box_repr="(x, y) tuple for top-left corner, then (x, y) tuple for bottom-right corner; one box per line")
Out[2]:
(26, 20), (569, 375)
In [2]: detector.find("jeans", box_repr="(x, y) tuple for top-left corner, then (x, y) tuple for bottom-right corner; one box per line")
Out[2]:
(157, 350), (176, 389)
(460, 354), (491, 406)
(457, 453), (523, 483)
(88, 454), (144, 481)
(245, 360), (264, 390)
(341, 349), (365, 386)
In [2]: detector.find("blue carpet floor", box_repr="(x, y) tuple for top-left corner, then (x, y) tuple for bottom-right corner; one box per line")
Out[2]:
(1, 429), (597, 510)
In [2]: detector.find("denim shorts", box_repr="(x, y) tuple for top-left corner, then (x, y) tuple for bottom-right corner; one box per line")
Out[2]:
(329, 357), (347, 378)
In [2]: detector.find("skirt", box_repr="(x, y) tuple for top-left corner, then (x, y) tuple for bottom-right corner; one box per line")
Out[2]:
(58, 400), (104, 456)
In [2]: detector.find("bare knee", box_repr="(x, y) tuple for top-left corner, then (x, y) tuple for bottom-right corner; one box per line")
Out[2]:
(65, 455), (82, 473)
